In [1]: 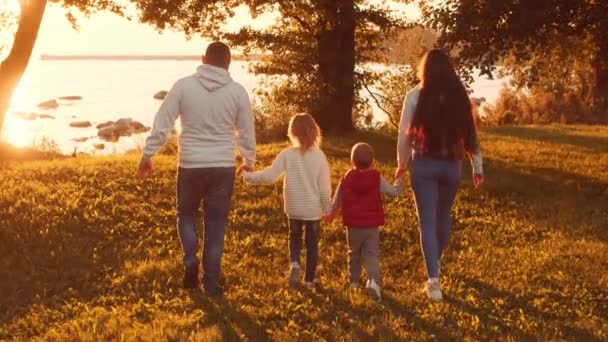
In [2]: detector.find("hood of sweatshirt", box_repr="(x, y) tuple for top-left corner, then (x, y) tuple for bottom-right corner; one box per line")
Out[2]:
(194, 64), (233, 92)
(343, 168), (380, 194)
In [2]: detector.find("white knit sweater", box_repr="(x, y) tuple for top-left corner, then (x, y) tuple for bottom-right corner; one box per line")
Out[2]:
(242, 146), (332, 220)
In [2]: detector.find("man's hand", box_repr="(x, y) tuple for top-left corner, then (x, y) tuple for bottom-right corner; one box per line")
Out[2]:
(395, 167), (407, 179)
(237, 164), (254, 175)
(473, 173), (484, 190)
(138, 157), (153, 179)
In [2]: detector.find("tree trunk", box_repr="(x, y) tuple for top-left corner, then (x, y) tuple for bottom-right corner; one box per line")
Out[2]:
(316, 0), (355, 134)
(593, 35), (608, 124)
(0, 0), (47, 133)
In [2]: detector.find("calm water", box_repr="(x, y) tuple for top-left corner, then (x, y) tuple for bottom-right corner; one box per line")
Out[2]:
(2, 59), (505, 155)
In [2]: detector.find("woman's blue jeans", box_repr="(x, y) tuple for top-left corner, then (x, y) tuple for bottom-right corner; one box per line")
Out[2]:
(410, 156), (461, 279)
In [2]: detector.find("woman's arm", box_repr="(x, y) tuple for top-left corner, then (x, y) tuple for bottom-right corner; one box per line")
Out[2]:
(396, 88), (418, 176)
(242, 150), (287, 184)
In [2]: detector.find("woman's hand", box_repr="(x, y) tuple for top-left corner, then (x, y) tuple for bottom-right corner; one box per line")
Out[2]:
(473, 173), (484, 190)
(237, 164), (254, 175)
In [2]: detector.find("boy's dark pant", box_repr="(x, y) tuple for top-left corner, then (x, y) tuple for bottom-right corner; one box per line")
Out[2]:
(346, 227), (380, 284)
(289, 219), (320, 282)
(176, 167), (235, 294)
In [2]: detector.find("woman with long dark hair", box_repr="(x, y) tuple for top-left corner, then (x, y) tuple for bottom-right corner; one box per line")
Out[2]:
(395, 49), (484, 301)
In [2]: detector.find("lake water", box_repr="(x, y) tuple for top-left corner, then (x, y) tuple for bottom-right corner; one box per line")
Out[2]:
(2, 59), (506, 155)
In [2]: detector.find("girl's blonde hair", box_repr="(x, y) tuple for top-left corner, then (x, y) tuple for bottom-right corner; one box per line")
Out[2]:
(288, 113), (322, 151)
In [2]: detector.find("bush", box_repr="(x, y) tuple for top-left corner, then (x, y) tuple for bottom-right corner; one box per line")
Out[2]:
(482, 88), (591, 126)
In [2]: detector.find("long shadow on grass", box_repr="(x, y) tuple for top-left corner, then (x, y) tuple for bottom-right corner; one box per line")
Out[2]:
(449, 275), (604, 341)
(483, 156), (608, 242)
(485, 126), (608, 153)
(300, 286), (453, 340)
(187, 291), (268, 340)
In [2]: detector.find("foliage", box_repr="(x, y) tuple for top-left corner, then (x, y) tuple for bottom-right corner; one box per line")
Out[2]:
(422, 0), (608, 122)
(128, 0), (412, 132)
(483, 88), (592, 126)
(1, 127), (608, 340)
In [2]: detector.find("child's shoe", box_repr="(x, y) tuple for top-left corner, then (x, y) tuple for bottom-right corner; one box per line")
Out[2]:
(423, 279), (443, 301)
(366, 279), (381, 300)
(288, 262), (301, 285)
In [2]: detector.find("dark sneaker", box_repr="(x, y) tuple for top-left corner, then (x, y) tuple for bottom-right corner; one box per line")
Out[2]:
(183, 266), (199, 289)
(204, 284), (225, 298)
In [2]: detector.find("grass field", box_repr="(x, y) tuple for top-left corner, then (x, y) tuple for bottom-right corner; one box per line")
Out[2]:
(1, 125), (607, 341)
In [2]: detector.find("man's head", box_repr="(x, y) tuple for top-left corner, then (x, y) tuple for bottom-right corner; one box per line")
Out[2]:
(351, 142), (375, 169)
(202, 42), (231, 70)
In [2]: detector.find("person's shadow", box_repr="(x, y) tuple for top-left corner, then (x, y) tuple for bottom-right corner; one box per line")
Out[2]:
(187, 290), (267, 340)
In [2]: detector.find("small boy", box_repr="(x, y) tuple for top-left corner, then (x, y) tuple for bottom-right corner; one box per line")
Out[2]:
(327, 142), (403, 300)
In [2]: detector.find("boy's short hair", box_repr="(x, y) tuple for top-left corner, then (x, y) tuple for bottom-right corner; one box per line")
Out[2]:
(351, 142), (375, 169)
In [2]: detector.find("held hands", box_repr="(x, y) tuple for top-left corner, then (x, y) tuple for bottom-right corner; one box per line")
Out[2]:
(473, 173), (484, 190)
(137, 157), (153, 180)
(395, 167), (407, 179)
(237, 164), (255, 175)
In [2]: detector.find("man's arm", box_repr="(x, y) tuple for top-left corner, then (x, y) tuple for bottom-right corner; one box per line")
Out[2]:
(142, 82), (181, 159)
(235, 88), (256, 168)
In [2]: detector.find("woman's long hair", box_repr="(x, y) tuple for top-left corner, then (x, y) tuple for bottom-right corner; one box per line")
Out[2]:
(408, 49), (477, 155)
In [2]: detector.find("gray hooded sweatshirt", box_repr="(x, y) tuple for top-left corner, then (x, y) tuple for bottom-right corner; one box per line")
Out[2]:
(143, 64), (256, 168)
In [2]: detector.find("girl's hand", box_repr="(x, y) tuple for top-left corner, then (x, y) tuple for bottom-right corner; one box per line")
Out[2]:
(395, 167), (407, 179)
(473, 173), (484, 190)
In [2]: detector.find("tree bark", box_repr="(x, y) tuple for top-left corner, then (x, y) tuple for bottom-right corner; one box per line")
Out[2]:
(0, 0), (47, 133)
(593, 34), (608, 124)
(316, 0), (355, 134)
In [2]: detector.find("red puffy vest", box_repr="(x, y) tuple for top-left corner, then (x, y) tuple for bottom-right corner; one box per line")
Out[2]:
(341, 168), (385, 228)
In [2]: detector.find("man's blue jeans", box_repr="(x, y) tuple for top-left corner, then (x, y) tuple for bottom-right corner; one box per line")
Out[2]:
(410, 156), (461, 279)
(176, 167), (235, 293)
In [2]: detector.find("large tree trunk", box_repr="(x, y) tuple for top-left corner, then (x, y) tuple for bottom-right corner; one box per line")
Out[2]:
(316, 0), (355, 134)
(593, 34), (608, 124)
(0, 0), (47, 133)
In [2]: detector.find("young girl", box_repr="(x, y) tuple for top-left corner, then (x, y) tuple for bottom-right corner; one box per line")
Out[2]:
(241, 113), (332, 287)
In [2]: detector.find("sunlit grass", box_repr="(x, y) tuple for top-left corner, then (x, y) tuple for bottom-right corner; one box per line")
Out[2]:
(0, 125), (607, 340)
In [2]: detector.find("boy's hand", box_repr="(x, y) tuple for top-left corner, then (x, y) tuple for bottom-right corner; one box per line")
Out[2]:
(473, 173), (484, 190)
(138, 157), (153, 179)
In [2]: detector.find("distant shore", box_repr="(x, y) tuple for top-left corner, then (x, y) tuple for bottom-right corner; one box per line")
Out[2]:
(39, 54), (259, 61)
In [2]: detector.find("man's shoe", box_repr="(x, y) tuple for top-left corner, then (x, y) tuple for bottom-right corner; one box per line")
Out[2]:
(183, 266), (199, 289)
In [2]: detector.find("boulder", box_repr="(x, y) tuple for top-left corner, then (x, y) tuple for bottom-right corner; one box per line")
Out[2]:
(70, 121), (92, 128)
(153, 90), (168, 100)
(96, 121), (114, 129)
(37, 99), (59, 109)
(94, 143), (105, 150)
(59, 96), (83, 100)
(97, 118), (150, 141)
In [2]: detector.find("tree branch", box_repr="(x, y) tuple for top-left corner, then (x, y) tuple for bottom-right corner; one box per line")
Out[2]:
(276, 0), (313, 33)
(359, 77), (399, 128)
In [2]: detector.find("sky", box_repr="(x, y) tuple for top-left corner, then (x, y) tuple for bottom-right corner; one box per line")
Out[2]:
(30, 2), (419, 56)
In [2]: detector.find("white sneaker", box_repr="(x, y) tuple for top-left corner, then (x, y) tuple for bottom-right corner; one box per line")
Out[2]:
(288, 262), (301, 285)
(424, 280), (443, 301)
(366, 279), (381, 300)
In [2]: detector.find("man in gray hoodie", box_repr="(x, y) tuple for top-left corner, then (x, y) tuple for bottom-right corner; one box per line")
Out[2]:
(138, 42), (256, 296)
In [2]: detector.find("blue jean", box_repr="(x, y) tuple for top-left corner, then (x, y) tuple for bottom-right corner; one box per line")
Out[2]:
(177, 167), (235, 292)
(289, 219), (320, 282)
(410, 156), (461, 279)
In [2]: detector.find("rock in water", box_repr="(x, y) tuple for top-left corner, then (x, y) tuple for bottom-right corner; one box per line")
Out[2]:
(153, 90), (168, 100)
(70, 121), (92, 128)
(37, 99), (59, 109)
(59, 96), (83, 100)
(38, 114), (55, 119)
(72, 137), (89, 142)
(94, 143), (105, 150)
(96, 121), (114, 129)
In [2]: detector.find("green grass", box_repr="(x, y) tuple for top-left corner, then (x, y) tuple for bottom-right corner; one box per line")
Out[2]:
(1, 125), (607, 341)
